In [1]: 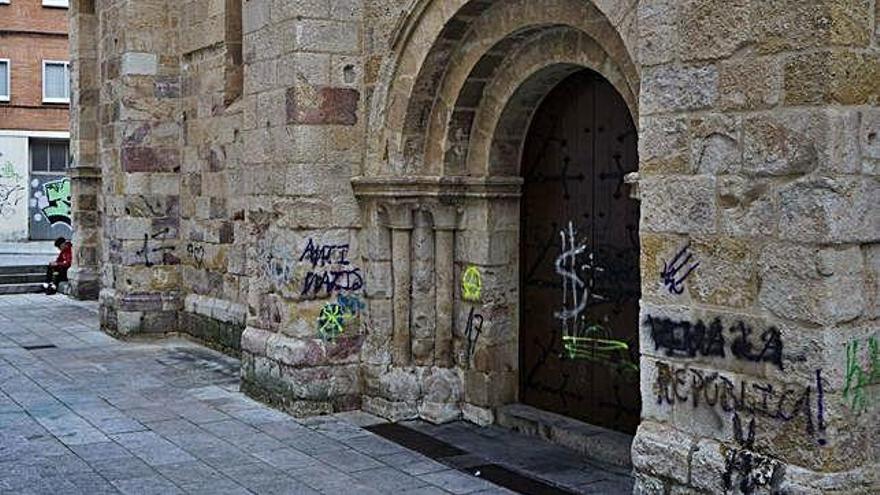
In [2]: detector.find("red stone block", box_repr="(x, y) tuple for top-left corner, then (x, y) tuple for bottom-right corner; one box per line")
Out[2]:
(286, 86), (359, 125)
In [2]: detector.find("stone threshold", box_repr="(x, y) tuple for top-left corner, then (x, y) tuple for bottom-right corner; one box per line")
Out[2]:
(495, 403), (634, 469)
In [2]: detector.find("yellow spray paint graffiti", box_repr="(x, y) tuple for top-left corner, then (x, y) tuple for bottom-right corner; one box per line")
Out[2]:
(461, 265), (482, 302)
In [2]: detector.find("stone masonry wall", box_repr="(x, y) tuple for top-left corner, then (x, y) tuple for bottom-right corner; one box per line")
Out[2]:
(74, 2), (880, 493)
(632, 1), (879, 493)
(236, 0), (367, 416)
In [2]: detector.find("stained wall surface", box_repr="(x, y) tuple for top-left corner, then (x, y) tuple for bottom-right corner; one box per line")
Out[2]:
(70, 0), (880, 493)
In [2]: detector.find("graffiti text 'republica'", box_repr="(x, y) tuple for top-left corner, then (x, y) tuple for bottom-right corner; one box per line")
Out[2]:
(299, 238), (363, 296)
(645, 315), (783, 370)
(654, 362), (827, 442)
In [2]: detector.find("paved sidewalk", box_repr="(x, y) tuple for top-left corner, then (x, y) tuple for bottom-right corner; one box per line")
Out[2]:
(0, 294), (632, 494)
(0, 294), (515, 495)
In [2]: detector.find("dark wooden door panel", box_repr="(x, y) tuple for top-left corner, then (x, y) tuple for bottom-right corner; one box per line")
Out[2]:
(520, 70), (640, 434)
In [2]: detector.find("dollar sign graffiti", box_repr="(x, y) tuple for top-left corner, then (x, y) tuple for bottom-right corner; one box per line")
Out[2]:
(554, 221), (588, 322)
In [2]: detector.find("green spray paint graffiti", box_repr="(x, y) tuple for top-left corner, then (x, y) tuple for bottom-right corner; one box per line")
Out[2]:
(316, 294), (365, 342)
(843, 336), (880, 415)
(39, 178), (72, 226)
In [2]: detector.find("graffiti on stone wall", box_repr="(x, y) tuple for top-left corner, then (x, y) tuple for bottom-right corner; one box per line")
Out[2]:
(464, 306), (483, 366)
(299, 238), (363, 296)
(461, 265), (482, 302)
(554, 221), (636, 371)
(645, 316), (783, 370)
(317, 294), (364, 342)
(654, 361), (827, 443)
(722, 413), (783, 494)
(33, 177), (72, 227)
(0, 161), (24, 218)
(843, 336), (880, 415)
(137, 227), (176, 267)
(660, 244), (699, 295)
(186, 243), (205, 269)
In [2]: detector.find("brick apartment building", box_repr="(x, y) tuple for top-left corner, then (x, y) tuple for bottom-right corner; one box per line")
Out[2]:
(0, 0), (70, 241)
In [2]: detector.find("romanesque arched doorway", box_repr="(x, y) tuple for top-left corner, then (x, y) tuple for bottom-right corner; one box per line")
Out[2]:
(519, 69), (641, 434)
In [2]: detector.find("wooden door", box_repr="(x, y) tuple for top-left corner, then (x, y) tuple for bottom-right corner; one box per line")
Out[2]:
(519, 69), (640, 434)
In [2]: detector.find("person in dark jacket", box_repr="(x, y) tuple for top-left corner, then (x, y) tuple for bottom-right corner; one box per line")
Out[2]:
(43, 237), (72, 295)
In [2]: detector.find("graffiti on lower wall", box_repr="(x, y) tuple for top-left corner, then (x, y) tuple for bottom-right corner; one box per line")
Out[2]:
(31, 177), (72, 227)
(654, 361), (827, 443)
(843, 336), (879, 415)
(0, 161), (24, 218)
(722, 412), (783, 494)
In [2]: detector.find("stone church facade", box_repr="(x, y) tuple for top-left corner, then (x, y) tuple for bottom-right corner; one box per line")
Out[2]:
(68, 0), (878, 492)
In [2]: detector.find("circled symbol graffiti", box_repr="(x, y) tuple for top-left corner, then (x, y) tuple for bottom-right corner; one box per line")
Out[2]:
(461, 265), (482, 302)
(317, 303), (345, 341)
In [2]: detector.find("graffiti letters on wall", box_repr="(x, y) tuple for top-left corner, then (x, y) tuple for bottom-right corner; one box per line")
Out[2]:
(31, 177), (72, 228)
(300, 238), (363, 296)
(137, 228), (176, 267)
(654, 361), (827, 443)
(843, 336), (879, 415)
(645, 316), (783, 370)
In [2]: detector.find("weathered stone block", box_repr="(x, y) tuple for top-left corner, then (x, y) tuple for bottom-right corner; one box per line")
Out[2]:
(122, 147), (181, 173)
(678, 0), (749, 61)
(778, 177), (880, 243)
(717, 176), (776, 237)
(785, 51), (880, 106)
(640, 175), (717, 235)
(121, 52), (158, 76)
(631, 421), (694, 485)
(639, 116), (689, 174)
(759, 242), (865, 325)
(690, 114), (741, 175)
(641, 64), (718, 114)
(286, 86), (359, 126)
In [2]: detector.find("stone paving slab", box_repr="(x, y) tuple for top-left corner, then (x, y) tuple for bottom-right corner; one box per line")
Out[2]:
(0, 294), (631, 494)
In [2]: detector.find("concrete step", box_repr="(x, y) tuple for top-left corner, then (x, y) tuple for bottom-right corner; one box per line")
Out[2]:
(495, 403), (634, 469)
(0, 283), (46, 295)
(0, 265), (46, 276)
(0, 273), (46, 285)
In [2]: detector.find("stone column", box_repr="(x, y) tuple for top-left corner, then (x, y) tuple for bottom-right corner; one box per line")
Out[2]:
(386, 203), (414, 366)
(95, 0), (182, 336)
(67, 0), (101, 300)
(433, 205), (458, 366)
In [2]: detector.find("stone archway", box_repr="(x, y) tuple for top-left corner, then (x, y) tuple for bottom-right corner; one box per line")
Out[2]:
(354, 0), (641, 430)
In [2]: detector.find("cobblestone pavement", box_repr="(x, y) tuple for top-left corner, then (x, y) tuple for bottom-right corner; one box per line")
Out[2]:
(0, 294), (630, 494)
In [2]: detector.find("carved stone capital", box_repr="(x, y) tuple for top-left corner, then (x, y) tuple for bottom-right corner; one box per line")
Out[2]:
(431, 204), (460, 231)
(380, 202), (414, 230)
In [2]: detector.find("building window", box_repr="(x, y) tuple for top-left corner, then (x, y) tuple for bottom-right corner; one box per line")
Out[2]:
(0, 59), (9, 102)
(31, 140), (69, 173)
(42, 0), (69, 7)
(0, 1), (10, 5)
(42, 61), (69, 104)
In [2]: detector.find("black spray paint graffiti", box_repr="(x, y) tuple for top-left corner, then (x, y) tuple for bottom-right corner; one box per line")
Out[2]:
(299, 238), (363, 296)
(137, 228), (175, 267)
(660, 244), (699, 295)
(186, 243), (205, 269)
(645, 316), (784, 370)
(722, 413), (783, 495)
(464, 306), (483, 367)
(654, 361), (827, 443)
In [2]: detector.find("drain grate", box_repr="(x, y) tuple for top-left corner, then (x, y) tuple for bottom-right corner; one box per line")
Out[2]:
(21, 344), (57, 350)
(366, 423), (466, 458)
(366, 423), (577, 495)
(467, 464), (577, 495)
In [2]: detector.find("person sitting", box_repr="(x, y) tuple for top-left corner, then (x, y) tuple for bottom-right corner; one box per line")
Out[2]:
(43, 237), (72, 295)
